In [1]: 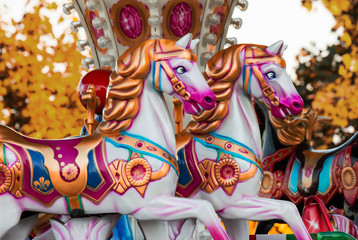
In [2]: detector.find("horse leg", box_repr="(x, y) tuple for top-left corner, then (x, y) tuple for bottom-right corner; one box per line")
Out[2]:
(3, 213), (39, 240)
(168, 219), (195, 240)
(132, 196), (229, 240)
(0, 195), (22, 239)
(221, 218), (249, 240)
(219, 196), (312, 240)
(138, 220), (169, 240)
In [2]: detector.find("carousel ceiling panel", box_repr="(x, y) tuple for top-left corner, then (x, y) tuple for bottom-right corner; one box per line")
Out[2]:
(64, 0), (248, 70)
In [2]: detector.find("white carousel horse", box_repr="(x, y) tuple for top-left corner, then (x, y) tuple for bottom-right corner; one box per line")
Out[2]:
(0, 34), (230, 240)
(172, 41), (312, 240)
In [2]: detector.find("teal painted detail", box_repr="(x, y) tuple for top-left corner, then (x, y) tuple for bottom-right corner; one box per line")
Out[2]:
(194, 137), (263, 174)
(242, 65), (246, 92)
(105, 137), (179, 176)
(289, 158), (300, 194)
(2, 144), (7, 166)
(120, 131), (177, 160)
(127, 149), (132, 162)
(152, 61), (156, 90)
(216, 150), (221, 162)
(86, 150), (103, 189)
(318, 155), (334, 194)
(248, 67), (252, 95)
(151, 61), (162, 91)
(158, 64), (162, 91)
(65, 196), (84, 214)
(65, 196), (71, 214)
(211, 132), (258, 158)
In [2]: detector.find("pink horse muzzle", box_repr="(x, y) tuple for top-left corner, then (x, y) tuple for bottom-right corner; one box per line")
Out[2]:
(182, 89), (216, 115)
(270, 95), (303, 119)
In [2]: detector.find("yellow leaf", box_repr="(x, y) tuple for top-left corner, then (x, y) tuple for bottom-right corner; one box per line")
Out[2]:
(341, 32), (352, 48)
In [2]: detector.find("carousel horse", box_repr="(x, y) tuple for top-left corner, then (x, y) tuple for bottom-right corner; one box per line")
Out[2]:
(0, 34), (230, 240)
(171, 41), (312, 240)
(255, 102), (358, 237)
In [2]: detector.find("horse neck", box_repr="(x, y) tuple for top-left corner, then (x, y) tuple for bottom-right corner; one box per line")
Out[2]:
(123, 75), (176, 156)
(213, 79), (262, 159)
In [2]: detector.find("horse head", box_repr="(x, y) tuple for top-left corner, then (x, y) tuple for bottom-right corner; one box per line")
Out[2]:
(151, 33), (216, 115)
(243, 41), (303, 119)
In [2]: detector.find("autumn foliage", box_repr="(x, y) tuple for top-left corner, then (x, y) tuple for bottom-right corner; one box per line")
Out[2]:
(0, 1), (86, 139)
(297, 0), (358, 148)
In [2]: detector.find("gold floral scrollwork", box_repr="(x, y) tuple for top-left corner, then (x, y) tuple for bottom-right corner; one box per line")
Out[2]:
(260, 171), (274, 194)
(0, 163), (11, 194)
(125, 158), (151, 187)
(33, 177), (51, 191)
(9, 162), (22, 197)
(214, 158), (240, 187)
(110, 158), (169, 197)
(341, 167), (357, 190)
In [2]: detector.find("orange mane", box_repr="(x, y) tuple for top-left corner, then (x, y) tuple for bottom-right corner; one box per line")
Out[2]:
(100, 39), (196, 135)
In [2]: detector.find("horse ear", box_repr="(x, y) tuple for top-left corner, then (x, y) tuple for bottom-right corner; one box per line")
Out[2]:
(266, 40), (285, 55)
(280, 44), (288, 55)
(190, 39), (200, 50)
(175, 33), (193, 49)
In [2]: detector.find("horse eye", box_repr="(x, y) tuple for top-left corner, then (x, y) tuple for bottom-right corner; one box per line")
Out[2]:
(176, 66), (186, 74)
(266, 71), (276, 80)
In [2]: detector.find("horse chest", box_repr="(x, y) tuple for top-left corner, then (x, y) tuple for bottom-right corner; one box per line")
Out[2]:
(177, 136), (262, 198)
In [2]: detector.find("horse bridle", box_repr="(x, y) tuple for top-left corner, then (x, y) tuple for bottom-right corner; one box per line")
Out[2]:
(152, 41), (196, 101)
(242, 47), (286, 106)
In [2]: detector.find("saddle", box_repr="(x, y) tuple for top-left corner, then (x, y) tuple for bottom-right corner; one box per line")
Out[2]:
(0, 125), (113, 216)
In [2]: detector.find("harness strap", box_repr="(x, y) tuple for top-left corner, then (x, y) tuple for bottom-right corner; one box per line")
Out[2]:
(192, 133), (263, 174)
(242, 46), (285, 106)
(107, 132), (180, 176)
(152, 40), (194, 101)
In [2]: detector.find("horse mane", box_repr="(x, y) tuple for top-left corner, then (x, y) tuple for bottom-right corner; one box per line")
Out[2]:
(100, 39), (195, 135)
(188, 44), (275, 134)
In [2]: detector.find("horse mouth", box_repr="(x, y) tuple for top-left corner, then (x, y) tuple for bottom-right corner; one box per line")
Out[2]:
(278, 107), (296, 119)
(183, 101), (205, 116)
(191, 102), (205, 115)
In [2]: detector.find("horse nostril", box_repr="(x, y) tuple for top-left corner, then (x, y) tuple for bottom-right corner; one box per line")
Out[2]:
(204, 96), (214, 104)
(293, 102), (302, 109)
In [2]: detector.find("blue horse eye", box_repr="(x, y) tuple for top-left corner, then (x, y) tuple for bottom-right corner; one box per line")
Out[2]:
(176, 66), (186, 74)
(266, 71), (276, 80)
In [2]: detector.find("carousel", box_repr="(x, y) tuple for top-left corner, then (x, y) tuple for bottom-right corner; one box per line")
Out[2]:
(0, 0), (356, 239)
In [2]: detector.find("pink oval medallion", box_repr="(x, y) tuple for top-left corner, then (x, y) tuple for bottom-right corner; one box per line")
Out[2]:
(89, 11), (104, 39)
(169, 2), (193, 37)
(147, 146), (157, 151)
(162, 153), (170, 159)
(119, 5), (143, 39)
(117, 136), (124, 142)
(239, 148), (249, 154)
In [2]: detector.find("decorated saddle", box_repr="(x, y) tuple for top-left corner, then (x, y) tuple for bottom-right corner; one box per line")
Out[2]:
(0, 125), (180, 216)
(0, 125), (114, 215)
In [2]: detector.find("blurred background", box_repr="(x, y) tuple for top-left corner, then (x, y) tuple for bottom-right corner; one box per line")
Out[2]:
(0, 0), (357, 236)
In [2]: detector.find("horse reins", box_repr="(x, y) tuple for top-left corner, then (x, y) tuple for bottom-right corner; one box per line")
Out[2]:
(242, 46), (286, 106)
(152, 40), (196, 101)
